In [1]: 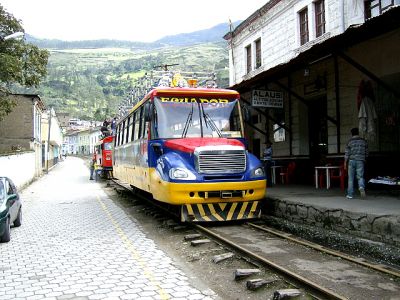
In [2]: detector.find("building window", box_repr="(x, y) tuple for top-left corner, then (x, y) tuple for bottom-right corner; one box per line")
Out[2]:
(365, 0), (397, 19)
(273, 123), (286, 142)
(255, 39), (262, 69)
(315, 0), (325, 37)
(299, 8), (309, 45)
(245, 45), (252, 74)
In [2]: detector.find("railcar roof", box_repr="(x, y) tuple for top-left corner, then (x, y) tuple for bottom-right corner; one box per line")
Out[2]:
(127, 87), (240, 116)
(150, 87), (239, 96)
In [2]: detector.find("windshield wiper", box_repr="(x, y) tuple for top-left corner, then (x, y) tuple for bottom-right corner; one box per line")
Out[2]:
(200, 103), (222, 138)
(182, 102), (194, 138)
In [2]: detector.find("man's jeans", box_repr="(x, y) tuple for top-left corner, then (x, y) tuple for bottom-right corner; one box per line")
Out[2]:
(347, 160), (365, 197)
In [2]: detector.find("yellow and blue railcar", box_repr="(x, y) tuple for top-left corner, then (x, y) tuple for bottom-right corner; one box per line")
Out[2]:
(113, 84), (266, 222)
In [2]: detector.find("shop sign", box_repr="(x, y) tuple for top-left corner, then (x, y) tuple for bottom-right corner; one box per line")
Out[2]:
(252, 90), (283, 108)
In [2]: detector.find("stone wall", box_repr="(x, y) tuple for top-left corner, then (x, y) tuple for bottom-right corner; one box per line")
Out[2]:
(267, 197), (400, 247)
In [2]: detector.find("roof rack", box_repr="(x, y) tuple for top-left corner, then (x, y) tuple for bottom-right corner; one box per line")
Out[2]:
(117, 70), (218, 119)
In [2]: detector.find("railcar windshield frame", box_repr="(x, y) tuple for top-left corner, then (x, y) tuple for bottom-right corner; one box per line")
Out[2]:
(152, 96), (243, 139)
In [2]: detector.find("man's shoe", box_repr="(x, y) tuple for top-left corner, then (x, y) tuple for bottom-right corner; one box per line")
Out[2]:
(346, 195), (353, 199)
(359, 188), (366, 198)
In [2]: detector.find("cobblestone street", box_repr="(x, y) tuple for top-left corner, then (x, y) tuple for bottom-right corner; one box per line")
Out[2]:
(0, 157), (216, 300)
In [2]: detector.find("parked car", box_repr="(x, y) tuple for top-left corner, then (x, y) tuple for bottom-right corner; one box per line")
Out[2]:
(0, 177), (22, 243)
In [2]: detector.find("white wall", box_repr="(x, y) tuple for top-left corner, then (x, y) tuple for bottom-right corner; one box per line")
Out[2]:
(0, 152), (36, 190)
(229, 0), (366, 86)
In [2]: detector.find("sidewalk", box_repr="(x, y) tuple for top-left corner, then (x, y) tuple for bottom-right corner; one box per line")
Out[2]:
(264, 184), (400, 247)
(0, 157), (216, 300)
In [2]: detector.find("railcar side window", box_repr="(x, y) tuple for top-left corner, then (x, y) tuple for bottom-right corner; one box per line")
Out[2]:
(143, 119), (149, 139)
(151, 103), (158, 139)
(134, 110), (141, 141)
(115, 125), (119, 146)
(140, 106), (147, 138)
(138, 106), (144, 139)
(125, 116), (130, 143)
(121, 120), (126, 145)
(130, 114), (135, 142)
(117, 124), (122, 146)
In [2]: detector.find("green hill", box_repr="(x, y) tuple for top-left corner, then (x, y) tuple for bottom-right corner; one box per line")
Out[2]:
(19, 22), (236, 120)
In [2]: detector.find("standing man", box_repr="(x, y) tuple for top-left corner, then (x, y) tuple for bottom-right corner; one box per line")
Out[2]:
(111, 117), (117, 136)
(263, 140), (273, 187)
(89, 156), (96, 180)
(344, 128), (368, 198)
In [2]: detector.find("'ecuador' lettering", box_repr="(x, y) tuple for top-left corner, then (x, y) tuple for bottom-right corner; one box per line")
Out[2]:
(159, 97), (230, 104)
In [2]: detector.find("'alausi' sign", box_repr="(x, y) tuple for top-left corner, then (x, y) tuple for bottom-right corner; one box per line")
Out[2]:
(252, 90), (283, 108)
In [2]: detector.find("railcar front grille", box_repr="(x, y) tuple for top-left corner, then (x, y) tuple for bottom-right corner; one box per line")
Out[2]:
(196, 150), (246, 174)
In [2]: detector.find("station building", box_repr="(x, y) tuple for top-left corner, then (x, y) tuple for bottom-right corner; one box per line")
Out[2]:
(224, 0), (400, 184)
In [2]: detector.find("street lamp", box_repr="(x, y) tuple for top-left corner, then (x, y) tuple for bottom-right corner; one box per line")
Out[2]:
(1, 32), (24, 41)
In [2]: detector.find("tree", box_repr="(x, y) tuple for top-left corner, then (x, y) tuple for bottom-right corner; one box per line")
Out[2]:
(0, 5), (49, 120)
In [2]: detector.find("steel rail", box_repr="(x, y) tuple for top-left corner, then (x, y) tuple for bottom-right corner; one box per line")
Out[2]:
(193, 223), (347, 300)
(248, 222), (400, 279)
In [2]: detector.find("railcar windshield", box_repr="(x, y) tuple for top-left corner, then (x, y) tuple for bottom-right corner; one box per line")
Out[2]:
(153, 96), (243, 139)
(104, 142), (113, 150)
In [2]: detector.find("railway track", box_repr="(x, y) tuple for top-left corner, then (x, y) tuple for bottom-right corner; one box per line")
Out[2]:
(109, 179), (400, 299)
(194, 222), (400, 299)
(194, 223), (344, 299)
(247, 222), (400, 278)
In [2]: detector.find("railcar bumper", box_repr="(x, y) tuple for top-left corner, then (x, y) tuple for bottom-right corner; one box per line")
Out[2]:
(150, 169), (266, 204)
(181, 201), (261, 222)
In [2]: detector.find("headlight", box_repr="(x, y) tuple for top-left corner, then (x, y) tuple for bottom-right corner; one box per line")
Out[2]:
(169, 168), (196, 180)
(251, 167), (265, 178)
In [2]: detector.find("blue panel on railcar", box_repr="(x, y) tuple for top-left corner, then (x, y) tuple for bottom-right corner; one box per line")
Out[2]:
(148, 139), (265, 183)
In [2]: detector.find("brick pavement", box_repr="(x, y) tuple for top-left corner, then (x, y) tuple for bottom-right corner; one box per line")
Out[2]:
(0, 157), (216, 300)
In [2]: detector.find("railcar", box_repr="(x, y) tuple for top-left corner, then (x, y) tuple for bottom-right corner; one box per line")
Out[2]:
(94, 135), (113, 179)
(113, 72), (266, 222)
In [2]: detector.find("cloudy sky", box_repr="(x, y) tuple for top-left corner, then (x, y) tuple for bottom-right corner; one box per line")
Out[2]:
(1, 0), (268, 42)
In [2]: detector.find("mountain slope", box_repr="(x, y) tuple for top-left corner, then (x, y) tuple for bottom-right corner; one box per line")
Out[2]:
(25, 34), (159, 50)
(16, 22), (240, 120)
(155, 22), (238, 46)
(26, 21), (241, 49)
